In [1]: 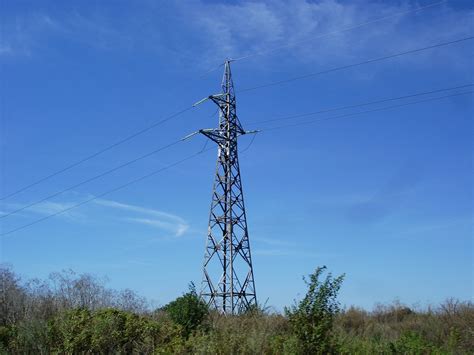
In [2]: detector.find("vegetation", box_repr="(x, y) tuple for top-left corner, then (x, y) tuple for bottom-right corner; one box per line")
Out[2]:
(161, 282), (208, 338)
(1, 264), (472, 354)
(285, 266), (345, 353)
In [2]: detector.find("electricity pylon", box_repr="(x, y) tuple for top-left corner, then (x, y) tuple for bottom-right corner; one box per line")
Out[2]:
(192, 60), (257, 314)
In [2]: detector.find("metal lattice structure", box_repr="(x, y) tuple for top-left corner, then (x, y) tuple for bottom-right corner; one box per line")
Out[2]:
(198, 60), (257, 314)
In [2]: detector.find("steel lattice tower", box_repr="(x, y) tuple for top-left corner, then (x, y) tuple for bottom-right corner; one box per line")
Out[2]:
(198, 60), (257, 314)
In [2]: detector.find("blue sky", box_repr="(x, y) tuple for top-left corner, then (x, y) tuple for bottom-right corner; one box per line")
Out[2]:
(0, 0), (472, 310)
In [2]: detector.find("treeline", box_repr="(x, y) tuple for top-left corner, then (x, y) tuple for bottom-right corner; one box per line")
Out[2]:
(1, 264), (472, 354)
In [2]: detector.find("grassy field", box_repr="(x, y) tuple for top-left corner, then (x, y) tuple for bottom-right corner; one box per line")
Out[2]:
(1, 265), (472, 354)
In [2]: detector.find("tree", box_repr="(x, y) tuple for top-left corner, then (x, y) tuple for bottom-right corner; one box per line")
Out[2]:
(163, 283), (208, 337)
(0, 265), (27, 327)
(285, 266), (345, 354)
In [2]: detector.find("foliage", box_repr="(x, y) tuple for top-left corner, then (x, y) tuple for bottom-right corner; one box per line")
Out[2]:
(334, 299), (474, 354)
(162, 282), (208, 337)
(285, 265), (345, 354)
(185, 310), (291, 354)
(1, 264), (473, 354)
(46, 308), (183, 353)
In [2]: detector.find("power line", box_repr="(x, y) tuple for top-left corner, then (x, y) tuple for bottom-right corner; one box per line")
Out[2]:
(2, 91), (471, 236)
(4, 82), (470, 219)
(262, 91), (473, 131)
(248, 84), (473, 126)
(3, 27), (468, 205)
(232, 0), (447, 62)
(0, 139), (185, 219)
(3, 84), (469, 219)
(0, 106), (195, 201)
(3, 39), (470, 203)
(239, 132), (258, 154)
(238, 36), (474, 93)
(0, 147), (214, 237)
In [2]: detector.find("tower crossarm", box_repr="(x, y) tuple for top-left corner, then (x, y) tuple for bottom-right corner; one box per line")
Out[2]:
(197, 128), (258, 144)
(197, 60), (257, 314)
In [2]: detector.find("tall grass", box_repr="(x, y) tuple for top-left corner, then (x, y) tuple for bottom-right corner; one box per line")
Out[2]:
(334, 299), (474, 353)
(1, 264), (472, 353)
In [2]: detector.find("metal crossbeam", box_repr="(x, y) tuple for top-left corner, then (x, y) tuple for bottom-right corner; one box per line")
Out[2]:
(198, 60), (257, 314)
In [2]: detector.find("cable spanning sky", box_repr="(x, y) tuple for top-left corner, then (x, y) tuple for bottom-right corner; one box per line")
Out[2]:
(1, 0), (473, 310)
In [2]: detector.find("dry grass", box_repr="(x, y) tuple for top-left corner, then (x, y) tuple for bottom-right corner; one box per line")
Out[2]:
(334, 299), (474, 353)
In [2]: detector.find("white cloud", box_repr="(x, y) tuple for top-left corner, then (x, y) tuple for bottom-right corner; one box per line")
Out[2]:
(1, 200), (82, 220)
(94, 198), (189, 237)
(28, 201), (75, 215)
(94, 199), (181, 221)
(1, 0), (471, 70)
(0, 196), (189, 237)
(126, 217), (189, 237)
(178, 0), (472, 67)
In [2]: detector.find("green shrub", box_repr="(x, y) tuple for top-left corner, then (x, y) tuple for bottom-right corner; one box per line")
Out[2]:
(0, 326), (13, 352)
(392, 331), (436, 354)
(2, 265), (473, 354)
(47, 308), (184, 353)
(163, 283), (208, 337)
(185, 312), (290, 354)
(48, 308), (93, 352)
(285, 266), (344, 354)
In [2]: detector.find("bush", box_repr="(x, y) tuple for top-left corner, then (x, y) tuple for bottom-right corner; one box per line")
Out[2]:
(2, 265), (473, 354)
(47, 308), (183, 353)
(185, 312), (290, 354)
(285, 266), (344, 354)
(48, 308), (93, 353)
(162, 283), (209, 337)
(392, 330), (435, 353)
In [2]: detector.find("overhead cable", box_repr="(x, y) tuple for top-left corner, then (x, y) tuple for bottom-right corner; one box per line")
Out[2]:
(0, 147), (213, 237)
(238, 36), (474, 93)
(0, 106), (195, 201)
(0, 139), (185, 219)
(2, 91), (471, 236)
(232, 0), (447, 62)
(262, 91), (473, 131)
(248, 84), (473, 126)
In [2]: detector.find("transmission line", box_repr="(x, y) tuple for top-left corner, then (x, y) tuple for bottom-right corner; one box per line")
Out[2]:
(3, 38), (470, 203)
(239, 132), (259, 154)
(0, 106), (195, 201)
(4, 31), (470, 203)
(2, 91), (471, 236)
(238, 36), (474, 93)
(0, 147), (213, 237)
(232, 0), (447, 62)
(2, 84), (469, 219)
(247, 84), (473, 126)
(0, 139), (186, 219)
(262, 91), (473, 131)
(1, 109), (220, 218)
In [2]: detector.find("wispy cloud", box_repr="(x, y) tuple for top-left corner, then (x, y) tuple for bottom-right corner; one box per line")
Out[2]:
(0, 196), (189, 237)
(178, 0), (472, 67)
(0, 13), (59, 57)
(94, 198), (189, 237)
(28, 201), (78, 217)
(1, 1), (471, 70)
(126, 217), (189, 237)
(1, 200), (82, 221)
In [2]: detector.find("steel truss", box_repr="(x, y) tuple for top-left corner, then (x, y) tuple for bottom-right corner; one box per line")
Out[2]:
(199, 60), (257, 314)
